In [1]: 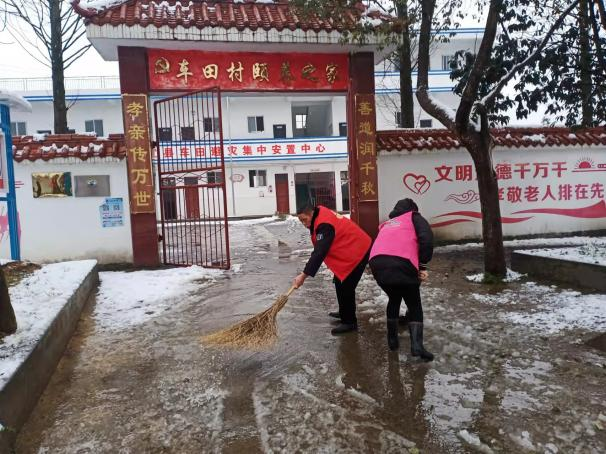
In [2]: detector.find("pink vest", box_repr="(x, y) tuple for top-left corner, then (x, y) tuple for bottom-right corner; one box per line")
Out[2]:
(369, 212), (419, 270)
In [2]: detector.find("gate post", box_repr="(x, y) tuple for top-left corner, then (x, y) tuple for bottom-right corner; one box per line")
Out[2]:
(348, 52), (379, 238)
(118, 47), (160, 266)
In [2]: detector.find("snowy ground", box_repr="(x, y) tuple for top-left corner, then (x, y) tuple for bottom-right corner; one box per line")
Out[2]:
(514, 240), (606, 267)
(15, 225), (606, 453)
(0, 260), (96, 388)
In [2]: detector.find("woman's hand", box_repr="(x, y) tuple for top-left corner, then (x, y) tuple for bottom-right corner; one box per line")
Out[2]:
(293, 272), (308, 289)
(419, 270), (429, 282)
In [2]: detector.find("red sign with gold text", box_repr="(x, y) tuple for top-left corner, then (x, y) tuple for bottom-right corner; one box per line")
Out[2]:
(148, 49), (349, 92)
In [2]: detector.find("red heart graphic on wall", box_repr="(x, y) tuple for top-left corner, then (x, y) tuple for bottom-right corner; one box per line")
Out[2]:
(403, 173), (431, 195)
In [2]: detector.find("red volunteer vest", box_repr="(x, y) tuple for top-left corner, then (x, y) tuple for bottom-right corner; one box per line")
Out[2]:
(311, 206), (372, 281)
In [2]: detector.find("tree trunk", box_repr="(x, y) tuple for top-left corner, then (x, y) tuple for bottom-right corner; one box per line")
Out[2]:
(50, 0), (69, 134)
(579, 0), (594, 126)
(466, 134), (507, 278)
(397, 1), (415, 128)
(0, 267), (16, 335)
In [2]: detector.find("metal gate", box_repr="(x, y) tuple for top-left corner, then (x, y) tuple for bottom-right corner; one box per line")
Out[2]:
(154, 88), (230, 269)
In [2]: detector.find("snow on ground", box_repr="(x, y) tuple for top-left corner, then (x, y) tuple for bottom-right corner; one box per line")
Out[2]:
(229, 216), (280, 225)
(437, 236), (606, 252)
(516, 241), (606, 266)
(0, 260), (97, 388)
(469, 281), (606, 334)
(466, 269), (524, 283)
(95, 266), (225, 330)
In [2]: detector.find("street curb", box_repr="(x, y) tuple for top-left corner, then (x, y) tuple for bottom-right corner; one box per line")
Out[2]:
(511, 251), (606, 292)
(0, 264), (99, 452)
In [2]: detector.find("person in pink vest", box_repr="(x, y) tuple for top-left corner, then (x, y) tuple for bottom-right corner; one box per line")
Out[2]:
(369, 198), (434, 360)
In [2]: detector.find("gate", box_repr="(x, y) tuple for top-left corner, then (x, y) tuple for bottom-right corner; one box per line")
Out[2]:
(154, 88), (230, 269)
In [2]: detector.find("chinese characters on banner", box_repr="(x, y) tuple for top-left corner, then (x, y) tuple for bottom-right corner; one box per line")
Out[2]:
(156, 140), (346, 160)
(122, 94), (155, 214)
(431, 160), (606, 203)
(148, 50), (349, 91)
(355, 94), (378, 202)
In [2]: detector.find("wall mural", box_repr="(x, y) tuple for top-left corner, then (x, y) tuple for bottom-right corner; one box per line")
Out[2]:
(32, 172), (72, 198)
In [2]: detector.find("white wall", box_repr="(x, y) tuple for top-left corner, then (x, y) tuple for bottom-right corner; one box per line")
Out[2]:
(378, 145), (606, 240)
(2, 157), (133, 263)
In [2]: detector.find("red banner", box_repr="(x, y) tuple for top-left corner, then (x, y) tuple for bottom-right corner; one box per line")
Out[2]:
(148, 49), (349, 92)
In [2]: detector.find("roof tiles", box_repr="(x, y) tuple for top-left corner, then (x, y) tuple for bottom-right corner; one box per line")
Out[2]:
(71, 0), (372, 33)
(12, 134), (127, 162)
(376, 127), (606, 152)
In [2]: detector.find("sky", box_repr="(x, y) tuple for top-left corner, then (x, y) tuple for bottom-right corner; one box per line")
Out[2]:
(0, 28), (118, 79)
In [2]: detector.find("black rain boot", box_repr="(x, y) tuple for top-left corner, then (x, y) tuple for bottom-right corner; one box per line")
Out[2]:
(408, 322), (434, 362)
(331, 322), (358, 335)
(398, 312), (410, 327)
(328, 311), (341, 319)
(387, 318), (399, 351)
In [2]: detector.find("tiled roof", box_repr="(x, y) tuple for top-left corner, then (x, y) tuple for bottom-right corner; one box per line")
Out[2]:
(72, 0), (380, 32)
(376, 127), (606, 152)
(12, 134), (127, 162)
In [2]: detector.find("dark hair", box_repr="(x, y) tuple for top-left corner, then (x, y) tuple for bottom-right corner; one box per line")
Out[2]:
(389, 198), (418, 218)
(296, 204), (314, 215)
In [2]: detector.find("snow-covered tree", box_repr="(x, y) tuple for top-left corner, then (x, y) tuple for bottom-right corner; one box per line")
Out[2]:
(0, 0), (91, 134)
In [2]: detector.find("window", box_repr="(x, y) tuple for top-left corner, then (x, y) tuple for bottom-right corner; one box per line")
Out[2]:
(207, 171), (224, 185)
(37, 130), (51, 135)
(249, 170), (267, 187)
(158, 127), (173, 141)
(247, 116), (265, 133)
(181, 126), (196, 140)
(85, 119), (104, 137)
(338, 122), (347, 137)
(203, 117), (220, 133)
(295, 114), (307, 130)
(10, 122), (26, 136)
(442, 55), (456, 71)
(420, 119), (433, 128)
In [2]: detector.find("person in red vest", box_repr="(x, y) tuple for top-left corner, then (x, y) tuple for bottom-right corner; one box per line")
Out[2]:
(293, 205), (372, 335)
(369, 198), (434, 360)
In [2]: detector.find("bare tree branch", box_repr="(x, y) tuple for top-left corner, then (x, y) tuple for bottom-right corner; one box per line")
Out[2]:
(454, 0), (501, 134)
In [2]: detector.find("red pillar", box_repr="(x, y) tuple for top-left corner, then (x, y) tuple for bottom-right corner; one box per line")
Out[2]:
(348, 52), (379, 238)
(118, 47), (160, 266)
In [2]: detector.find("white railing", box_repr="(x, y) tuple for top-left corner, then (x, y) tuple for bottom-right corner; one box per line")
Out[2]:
(0, 76), (120, 92)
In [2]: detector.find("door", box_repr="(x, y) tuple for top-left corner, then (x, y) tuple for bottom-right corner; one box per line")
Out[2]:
(275, 173), (290, 214)
(184, 177), (200, 219)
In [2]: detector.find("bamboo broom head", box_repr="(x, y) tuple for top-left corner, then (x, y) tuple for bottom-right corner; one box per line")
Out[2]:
(201, 287), (295, 350)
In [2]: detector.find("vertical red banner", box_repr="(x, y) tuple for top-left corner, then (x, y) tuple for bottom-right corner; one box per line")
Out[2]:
(122, 94), (155, 214)
(354, 94), (379, 202)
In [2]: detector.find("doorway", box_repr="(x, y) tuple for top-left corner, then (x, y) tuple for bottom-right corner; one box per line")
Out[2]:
(184, 177), (200, 219)
(295, 172), (336, 211)
(275, 173), (290, 214)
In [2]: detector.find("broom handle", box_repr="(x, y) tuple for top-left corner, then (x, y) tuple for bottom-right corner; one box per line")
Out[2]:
(285, 286), (297, 297)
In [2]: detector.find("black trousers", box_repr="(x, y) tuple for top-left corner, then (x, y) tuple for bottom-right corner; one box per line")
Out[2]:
(380, 284), (423, 322)
(334, 252), (369, 325)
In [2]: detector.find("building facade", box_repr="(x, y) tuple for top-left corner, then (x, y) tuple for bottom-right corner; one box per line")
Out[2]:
(1, 30), (483, 218)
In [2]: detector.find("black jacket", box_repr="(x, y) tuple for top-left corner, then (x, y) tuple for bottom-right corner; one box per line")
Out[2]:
(369, 199), (433, 286)
(303, 207), (335, 277)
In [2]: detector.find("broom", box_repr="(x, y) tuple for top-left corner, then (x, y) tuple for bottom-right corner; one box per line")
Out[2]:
(201, 286), (296, 349)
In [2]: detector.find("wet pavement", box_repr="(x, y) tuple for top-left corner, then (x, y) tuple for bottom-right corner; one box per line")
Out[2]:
(15, 219), (606, 453)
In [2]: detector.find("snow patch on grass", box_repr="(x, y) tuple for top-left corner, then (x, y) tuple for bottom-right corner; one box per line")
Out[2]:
(95, 266), (224, 330)
(438, 236), (606, 252)
(0, 260), (97, 388)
